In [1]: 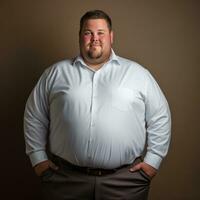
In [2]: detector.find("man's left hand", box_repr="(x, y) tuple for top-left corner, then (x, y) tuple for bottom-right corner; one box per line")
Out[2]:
(129, 162), (157, 178)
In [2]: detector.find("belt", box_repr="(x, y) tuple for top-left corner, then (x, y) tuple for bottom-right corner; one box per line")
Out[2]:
(51, 154), (134, 176)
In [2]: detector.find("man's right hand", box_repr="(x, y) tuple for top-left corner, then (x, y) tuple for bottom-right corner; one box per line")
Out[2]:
(34, 160), (59, 176)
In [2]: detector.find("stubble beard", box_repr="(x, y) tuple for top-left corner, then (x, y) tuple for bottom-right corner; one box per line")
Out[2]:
(80, 43), (111, 66)
(87, 46), (103, 59)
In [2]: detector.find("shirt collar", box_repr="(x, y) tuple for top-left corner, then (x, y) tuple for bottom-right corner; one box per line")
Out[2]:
(72, 49), (120, 67)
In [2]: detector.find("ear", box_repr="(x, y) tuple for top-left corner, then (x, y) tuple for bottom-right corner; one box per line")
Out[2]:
(110, 31), (114, 44)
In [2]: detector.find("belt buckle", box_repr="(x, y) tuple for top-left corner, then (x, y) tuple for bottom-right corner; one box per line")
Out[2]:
(98, 170), (102, 176)
(86, 168), (102, 176)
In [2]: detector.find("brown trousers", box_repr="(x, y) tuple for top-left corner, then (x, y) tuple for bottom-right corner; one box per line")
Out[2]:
(40, 157), (151, 200)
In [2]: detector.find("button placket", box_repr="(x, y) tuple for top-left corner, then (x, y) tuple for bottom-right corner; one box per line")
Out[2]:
(87, 72), (99, 158)
(91, 72), (98, 123)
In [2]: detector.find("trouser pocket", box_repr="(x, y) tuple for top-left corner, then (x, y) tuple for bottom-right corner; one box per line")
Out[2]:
(139, 169), (152, 182)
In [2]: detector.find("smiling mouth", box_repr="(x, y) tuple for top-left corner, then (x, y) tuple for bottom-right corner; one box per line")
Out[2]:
(90, 43), (101, 47)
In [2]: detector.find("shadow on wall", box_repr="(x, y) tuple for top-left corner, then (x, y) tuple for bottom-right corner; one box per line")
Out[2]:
(1, 13), (77, 200)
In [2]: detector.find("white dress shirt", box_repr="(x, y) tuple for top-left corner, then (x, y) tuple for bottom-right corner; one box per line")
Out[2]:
(24, 50), (171, 169)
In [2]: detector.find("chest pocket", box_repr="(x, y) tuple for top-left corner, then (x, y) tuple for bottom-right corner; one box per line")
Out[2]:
(111, 87), (134, 112)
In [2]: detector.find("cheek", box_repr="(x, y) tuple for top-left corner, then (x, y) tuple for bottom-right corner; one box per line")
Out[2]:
(82, 36), (91, 44)
(101, 38), (111, 47)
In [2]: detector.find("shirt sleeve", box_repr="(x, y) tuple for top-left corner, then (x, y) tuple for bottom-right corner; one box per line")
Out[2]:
(143, 70), (171, 169)
(24, 69), (50, 167)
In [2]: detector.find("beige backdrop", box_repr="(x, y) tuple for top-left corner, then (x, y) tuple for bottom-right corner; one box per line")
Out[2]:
(1, 0), (199, 199)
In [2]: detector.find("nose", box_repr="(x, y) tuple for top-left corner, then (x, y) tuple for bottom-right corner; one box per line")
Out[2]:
(91, 33), (99, 41)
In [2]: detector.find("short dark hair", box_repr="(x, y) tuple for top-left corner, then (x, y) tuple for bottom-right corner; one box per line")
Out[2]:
(79, 10), (112, 34)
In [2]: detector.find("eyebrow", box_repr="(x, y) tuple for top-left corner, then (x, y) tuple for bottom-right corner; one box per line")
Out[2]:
(83, 29), (106, 32)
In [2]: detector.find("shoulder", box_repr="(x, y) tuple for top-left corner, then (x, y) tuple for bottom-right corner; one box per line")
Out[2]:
(116, 55), (159, 87)
(46, 59), (73, 73)
(34, 59), (74, 86)
(117, 55), (150, 75)
(42, 59), (73, 78)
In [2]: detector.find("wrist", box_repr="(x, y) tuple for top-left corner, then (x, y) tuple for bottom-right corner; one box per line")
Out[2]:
(34, 160), (50, 176)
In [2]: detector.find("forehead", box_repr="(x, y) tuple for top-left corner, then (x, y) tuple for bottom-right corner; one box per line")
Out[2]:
(82, 19), (109, 31)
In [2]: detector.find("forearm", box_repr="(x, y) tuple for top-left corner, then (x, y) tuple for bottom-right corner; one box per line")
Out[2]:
(145, 105), (171, 169)
(24, 70), (50, 167)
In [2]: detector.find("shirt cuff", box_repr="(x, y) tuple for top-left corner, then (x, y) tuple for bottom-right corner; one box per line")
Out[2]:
(143, 152), (163, 170)
(29, 150), (48, 167)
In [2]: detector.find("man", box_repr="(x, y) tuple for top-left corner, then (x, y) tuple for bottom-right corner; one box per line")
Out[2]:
(24, 10), (171, 200)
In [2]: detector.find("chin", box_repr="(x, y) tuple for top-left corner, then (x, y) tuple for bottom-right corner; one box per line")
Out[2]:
(88, 51), (102, 59)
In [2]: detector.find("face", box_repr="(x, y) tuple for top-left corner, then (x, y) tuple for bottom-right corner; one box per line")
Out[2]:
(79, 19), (113, 67)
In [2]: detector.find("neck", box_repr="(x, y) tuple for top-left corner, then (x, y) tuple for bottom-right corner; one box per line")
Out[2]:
(84, 60), (105, 70)
(81, 52), (112, 70)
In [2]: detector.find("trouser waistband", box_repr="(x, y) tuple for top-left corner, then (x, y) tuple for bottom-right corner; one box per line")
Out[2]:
(50, 154), (142, 176)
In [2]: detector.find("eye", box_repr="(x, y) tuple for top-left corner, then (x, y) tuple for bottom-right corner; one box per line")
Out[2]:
(98, 32), (104, 35)
(84, 31), (92, 36)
